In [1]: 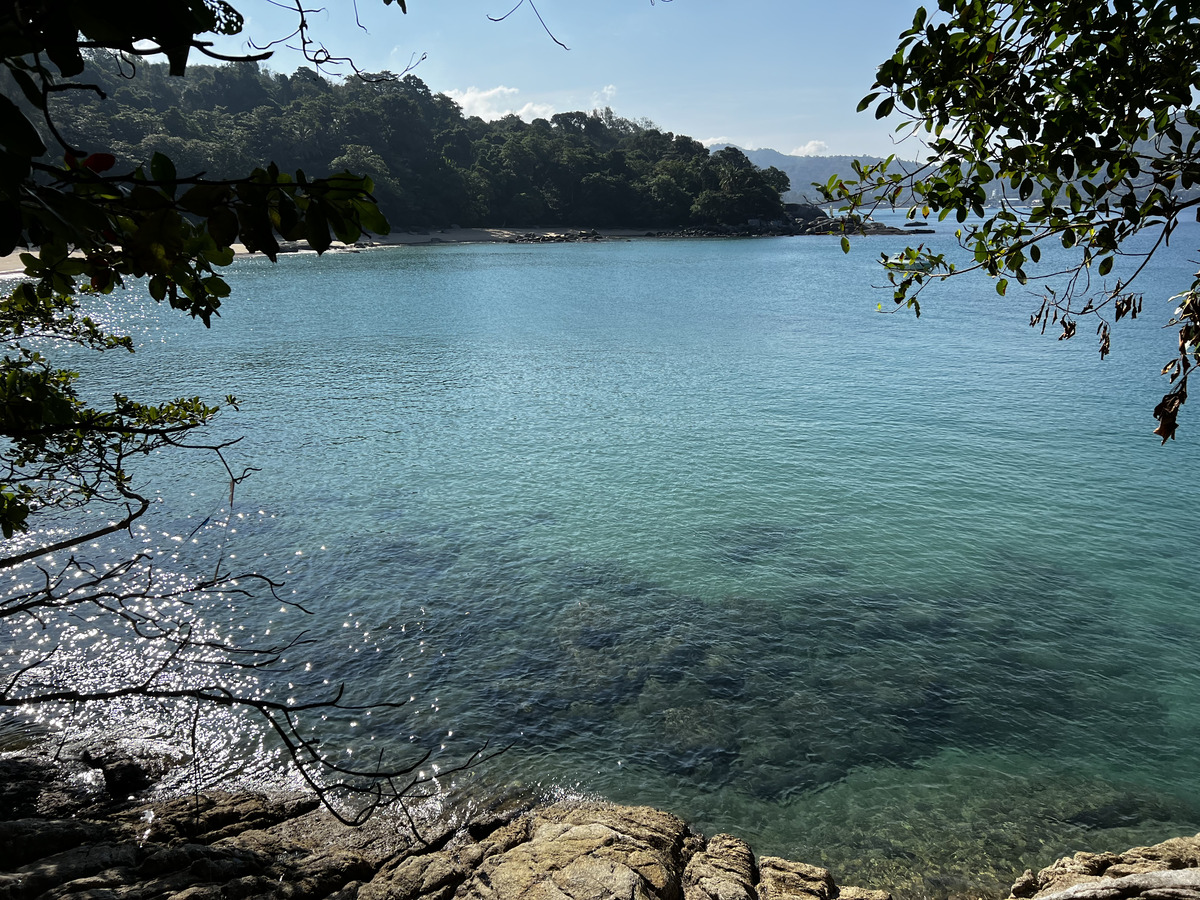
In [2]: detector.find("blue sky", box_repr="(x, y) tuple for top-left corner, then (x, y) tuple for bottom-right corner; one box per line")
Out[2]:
(216, 1), (925, 158)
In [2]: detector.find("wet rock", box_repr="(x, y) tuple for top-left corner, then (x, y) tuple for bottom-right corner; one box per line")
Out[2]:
(99, 756), (153, 796)
(0, 747), (107, 817)
(0, 839), (143, 899)
(79, 743), (181, 795)
(0, 818), (109, 870)
(135, 792), (324, 844)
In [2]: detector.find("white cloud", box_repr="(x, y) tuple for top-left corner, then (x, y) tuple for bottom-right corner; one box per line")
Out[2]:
(514, 101), (558, 121)
(701, 137), (759, 151)
(591, 84), (618, 110)
(790, 140), (830, 157)
(445, 85), (555, 122)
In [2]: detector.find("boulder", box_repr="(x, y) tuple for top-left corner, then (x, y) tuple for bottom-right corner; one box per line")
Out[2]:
(758, 857), (837, 900)
(1011, 834), (1200, 900)
(683, 833), (758, 900)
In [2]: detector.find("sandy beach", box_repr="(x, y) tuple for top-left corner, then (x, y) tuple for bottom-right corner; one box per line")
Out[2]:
(0, 226), (657, 278)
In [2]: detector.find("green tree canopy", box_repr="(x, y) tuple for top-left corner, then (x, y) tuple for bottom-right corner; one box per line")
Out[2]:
(824, 0), (1200, 442)
(15, 51), (793, 232)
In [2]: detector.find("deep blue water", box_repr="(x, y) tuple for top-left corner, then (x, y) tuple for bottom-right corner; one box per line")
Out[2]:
(9, 222), (1200, 898)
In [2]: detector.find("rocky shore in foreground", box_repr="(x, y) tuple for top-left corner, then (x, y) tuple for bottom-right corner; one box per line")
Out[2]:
(3, 743), (1200, 900)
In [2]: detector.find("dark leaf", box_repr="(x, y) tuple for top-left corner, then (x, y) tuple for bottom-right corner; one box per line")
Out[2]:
(0, 96), (45, 159)
(305, 202), (331, 253)
(150, 152), (177, 186)
(207, 207), (239, 247)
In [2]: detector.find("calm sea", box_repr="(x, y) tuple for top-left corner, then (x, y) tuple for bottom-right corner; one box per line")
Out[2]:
(12, 219), (1200, 898)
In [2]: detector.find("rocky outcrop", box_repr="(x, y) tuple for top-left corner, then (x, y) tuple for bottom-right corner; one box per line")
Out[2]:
(1010, 834), (1200, 900)
(505, 229), (608, 243)
(0, 744), (894, 900)
(0, 790), (897, 900)
(8, 742), (1200, 900)
(791, 216), (933, 236)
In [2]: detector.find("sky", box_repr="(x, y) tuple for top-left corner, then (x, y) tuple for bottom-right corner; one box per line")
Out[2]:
(212, 1), (926, 159)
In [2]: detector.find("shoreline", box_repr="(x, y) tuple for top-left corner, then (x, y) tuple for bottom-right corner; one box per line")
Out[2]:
(0, 219), (929, 277)
(3, 738), (1200, 900)
(0, 227), (694, 277)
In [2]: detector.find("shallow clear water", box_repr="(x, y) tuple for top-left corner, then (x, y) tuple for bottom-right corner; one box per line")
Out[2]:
(13, 224), (1200, 898)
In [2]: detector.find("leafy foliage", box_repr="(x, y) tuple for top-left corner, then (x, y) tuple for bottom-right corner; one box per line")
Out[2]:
(1, 3), (396, 545)
(823, 0), (1200, 441)
(6, 56), (791, 231)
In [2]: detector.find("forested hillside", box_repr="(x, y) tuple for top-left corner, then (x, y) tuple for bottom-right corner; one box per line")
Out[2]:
(10, 55), (794, 229)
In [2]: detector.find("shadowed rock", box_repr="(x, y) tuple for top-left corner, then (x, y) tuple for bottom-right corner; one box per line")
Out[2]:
(0, 746), (898, 900)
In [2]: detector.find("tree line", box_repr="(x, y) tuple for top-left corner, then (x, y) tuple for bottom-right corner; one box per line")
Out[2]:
(12, 55), (792, 230)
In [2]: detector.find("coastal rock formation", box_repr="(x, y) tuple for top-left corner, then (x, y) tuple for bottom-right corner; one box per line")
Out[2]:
(5, 742), (1200, 900)
(1010, 834), (1200, 900)
(0, 744), (894, 900)
(0, 790), (891, 900)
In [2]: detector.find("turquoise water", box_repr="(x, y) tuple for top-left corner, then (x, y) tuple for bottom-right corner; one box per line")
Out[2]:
(14, 225), (1200, 897)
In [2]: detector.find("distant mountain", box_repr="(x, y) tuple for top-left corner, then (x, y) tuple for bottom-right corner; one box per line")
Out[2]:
(728, 146), (917, 204)
(738, 145), (1200, 208)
